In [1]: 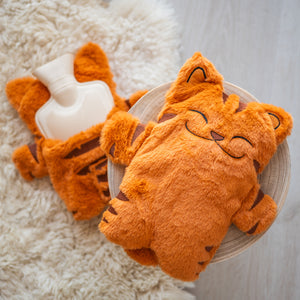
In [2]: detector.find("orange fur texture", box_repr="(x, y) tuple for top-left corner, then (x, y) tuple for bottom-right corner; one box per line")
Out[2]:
(5, 42), (148, 220)
(100, 52), (293, 281)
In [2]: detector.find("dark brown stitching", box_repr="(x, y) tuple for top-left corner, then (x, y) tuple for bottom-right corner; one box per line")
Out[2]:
(64, 137), (100, 159)
(77, 158), (103, 175)
(223, 92), (247, 112)
(117, 191), (129, 201)
(205, 246), (213, 252)
(250, 190), (264, 210)
(253, 160), (260, 173)
(125, 99), (131, 109)
(158, 113), (177, 123)
(95, 159), (107, 170)
(109, 144), (115, 157)
(28, 143), (38, 163)
(223, 93), (228, 103)
(103, 189), (110, 197)
(103, 217), (109, 223)
(77, 165), (91, 176)
(247, 222), (259, 234)
(108, 205), (117, 215)
(198, 261), (205, 265)
(235, 101), (247, 113)
(131, 124), (145, 145)
(97, 174), (108, 182)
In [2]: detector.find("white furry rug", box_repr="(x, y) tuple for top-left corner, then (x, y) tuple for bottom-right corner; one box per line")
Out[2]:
(0, 0), (195, 299)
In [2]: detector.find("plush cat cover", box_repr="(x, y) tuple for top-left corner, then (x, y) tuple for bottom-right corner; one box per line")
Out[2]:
(5, 42), (147, 220)
(99, 52), (293, 281)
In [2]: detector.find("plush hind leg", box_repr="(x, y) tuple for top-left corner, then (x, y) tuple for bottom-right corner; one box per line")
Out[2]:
(99, 192), (150, 250)
(125, 248), (158, 266)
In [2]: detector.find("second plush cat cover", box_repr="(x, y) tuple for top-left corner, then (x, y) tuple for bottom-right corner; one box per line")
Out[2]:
(99, 53), (293, 281)
(5, 43), (147, 220)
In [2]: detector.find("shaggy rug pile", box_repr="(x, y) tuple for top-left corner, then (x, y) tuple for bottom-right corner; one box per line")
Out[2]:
(0, 0), (195, 298)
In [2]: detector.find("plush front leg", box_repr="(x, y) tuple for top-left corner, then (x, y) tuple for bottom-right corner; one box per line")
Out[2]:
(232, 184), (277, 235)
(100, 111), (155, 166)
(12, 140), (48, 180)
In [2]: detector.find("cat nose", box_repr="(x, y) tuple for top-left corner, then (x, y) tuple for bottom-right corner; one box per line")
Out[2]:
(211, 131), (224, 141)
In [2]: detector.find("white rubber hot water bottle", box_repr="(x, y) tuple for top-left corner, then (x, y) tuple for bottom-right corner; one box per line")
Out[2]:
(34, 53), (114, 140)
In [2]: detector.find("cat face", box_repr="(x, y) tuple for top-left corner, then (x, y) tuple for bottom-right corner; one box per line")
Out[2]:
(161, 53), (292, 173)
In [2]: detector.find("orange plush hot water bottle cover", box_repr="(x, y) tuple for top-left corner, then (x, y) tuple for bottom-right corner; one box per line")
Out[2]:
(99, 53), (293, 281)
(6, 43), (147, 220)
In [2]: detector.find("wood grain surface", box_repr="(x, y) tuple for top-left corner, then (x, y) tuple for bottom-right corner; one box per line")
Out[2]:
(170, 0), (300, 299)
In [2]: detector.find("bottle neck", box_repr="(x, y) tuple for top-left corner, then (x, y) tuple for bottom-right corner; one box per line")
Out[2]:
(33, 53), (77, 107)
(49, 75), (78, 107)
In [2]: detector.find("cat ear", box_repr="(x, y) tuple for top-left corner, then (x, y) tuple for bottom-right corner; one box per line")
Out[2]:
(262, 104), (293, 145)
(186, 65), (207, 85)
(165, 53), (223, 104)
(5, 77), (36, 111)
(185, 52), (223, 85)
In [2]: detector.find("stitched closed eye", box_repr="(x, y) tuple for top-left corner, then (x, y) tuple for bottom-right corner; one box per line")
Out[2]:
(185, 109), (255, 158)
(185, 110), (209, 138)
(232, 136), (253, 147)
(189, 110), (208, 123)
(227, 135), (254, 158)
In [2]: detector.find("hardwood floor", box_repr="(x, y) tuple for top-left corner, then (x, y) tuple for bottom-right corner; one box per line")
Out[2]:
(171, 0), (300, 299)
